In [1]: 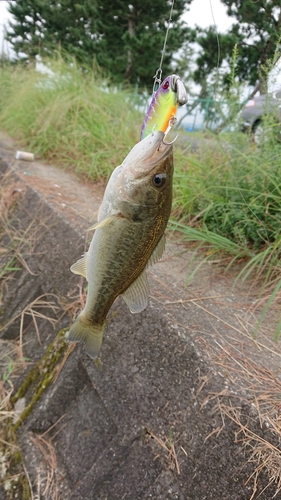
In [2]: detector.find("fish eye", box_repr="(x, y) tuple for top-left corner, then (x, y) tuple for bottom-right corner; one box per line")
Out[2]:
(162, 80), (169, 90)
(152, 173), (166, 188)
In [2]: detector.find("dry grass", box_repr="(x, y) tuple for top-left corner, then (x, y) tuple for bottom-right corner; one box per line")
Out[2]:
(0, 342), (26, 496)
(0, 170), (55, 316)
(221, 403), (281, 500)
(0, 293), (61, 358)
(146, 428), (180, 475)
(0, 171), (25, 302)
(203, 327), (281, 499)
(0, 171), (24, 219)
(29, 417), (66, 500)
(61, 282), (87, 320)
(0, 340), (23, 422)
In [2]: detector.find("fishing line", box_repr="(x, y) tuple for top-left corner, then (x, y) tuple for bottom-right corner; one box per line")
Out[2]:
(152, 0), (175, 94)
(153, 0), (220, 94)
(209, 0), (220, 99)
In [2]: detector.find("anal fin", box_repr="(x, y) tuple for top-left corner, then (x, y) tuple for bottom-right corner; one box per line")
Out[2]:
(121, 235), (166, 314)
(147, 234), (166, 267)
(122, 271), (149, 313)
(70, 252), (88, 278)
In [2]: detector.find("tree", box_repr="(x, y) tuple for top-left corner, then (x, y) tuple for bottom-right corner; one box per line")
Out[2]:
(6, 0), (193, 86)
(6, 0), (98, 64)
(185, 0), (281, 94)
(94, 0), (192, 86)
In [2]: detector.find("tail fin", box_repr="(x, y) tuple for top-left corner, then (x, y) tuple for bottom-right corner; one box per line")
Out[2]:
(66, 315), (105, 359)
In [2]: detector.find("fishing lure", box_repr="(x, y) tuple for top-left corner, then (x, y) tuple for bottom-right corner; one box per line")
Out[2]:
(140, 74), (187, 140)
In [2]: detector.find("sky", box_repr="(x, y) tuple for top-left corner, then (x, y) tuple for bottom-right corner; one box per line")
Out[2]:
(0, 0), (233, 57)
(184, 0), (233, 30)
(0, 0), (11, 56)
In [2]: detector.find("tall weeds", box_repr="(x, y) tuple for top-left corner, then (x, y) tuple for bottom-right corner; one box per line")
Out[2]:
(0, 58), (141, 179)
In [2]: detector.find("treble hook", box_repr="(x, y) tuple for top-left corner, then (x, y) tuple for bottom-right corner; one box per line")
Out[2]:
(163, 117), (178, 145)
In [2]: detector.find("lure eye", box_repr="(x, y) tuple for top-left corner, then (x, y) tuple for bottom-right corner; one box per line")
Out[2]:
(152, 173), (166, 188)
(162, 80), (169, 90)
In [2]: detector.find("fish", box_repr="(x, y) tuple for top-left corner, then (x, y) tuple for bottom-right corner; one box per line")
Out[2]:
(66, 130), (174, 359)
(140, 74), (187, 140)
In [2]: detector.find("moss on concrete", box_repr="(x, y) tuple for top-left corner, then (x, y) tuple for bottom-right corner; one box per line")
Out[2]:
(12, 327), (69, 430)
(1, 327), (70, 498)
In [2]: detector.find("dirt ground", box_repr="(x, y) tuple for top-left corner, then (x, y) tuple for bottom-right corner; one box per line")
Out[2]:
(1, 131), (281, 499)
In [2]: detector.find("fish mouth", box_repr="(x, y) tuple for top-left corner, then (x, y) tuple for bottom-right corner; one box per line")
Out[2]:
(145, 131), (173, 163)
(122, 131), (169, 168)
(170, 74), (188, 106)
(121, 131), (173, 183)
(133, 132), (173, 179)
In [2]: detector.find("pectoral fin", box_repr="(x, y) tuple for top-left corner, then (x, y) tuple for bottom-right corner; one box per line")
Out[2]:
(122, 271), (149, 313)
(70, 253), (88, 278)
(88, 213), (124, 231)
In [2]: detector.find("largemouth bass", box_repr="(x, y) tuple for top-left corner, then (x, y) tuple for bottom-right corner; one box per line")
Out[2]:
(140, 74), (187, 140)
(66, 131), (173, 359)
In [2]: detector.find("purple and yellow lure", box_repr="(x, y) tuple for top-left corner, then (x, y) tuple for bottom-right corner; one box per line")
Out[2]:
(140, 74), (187, 140)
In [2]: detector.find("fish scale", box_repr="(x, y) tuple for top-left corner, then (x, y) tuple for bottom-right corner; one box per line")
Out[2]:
(86, 218), (162, 321)
(66, 131), (174, 359)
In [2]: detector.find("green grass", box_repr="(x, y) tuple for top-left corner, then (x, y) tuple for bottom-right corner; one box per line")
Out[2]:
(0, 59), (141, 179)
(172, 129), (281, 299)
